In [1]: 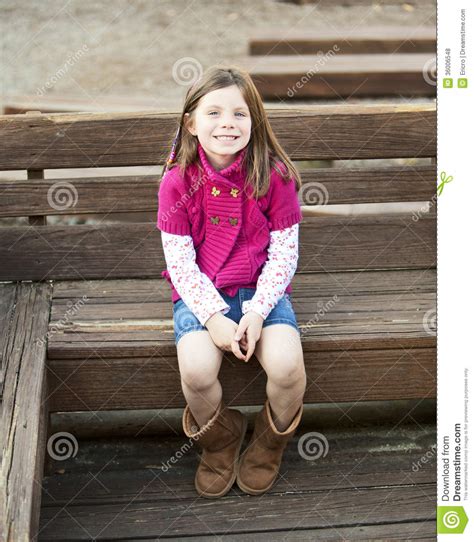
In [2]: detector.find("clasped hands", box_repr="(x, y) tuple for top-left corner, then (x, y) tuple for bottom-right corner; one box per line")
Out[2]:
(205, 310), (264, 362)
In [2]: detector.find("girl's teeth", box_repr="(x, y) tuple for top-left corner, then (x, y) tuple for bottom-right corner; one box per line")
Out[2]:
(216, 136), (237, 140)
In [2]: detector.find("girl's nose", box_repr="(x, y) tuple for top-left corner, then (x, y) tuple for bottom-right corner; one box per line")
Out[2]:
(220, 115), (235, 127)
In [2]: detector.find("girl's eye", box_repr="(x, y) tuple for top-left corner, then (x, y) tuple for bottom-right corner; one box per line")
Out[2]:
(208, 111), (246, 117)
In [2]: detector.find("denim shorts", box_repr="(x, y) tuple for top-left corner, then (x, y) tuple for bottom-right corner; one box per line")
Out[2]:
(172, 287), (300, 345)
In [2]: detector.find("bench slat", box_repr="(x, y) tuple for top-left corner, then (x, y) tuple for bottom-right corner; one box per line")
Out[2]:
(0, 210), (435, 280)
(249, 26), (436, 55)
(0, 105), (436, 170)
(0, 282), (52, 542)
(0, 165), (436, 217)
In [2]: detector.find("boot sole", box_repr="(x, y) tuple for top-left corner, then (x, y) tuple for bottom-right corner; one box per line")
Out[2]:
(195, 413), (248, 499)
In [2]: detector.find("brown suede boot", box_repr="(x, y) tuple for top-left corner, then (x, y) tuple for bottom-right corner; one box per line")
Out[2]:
(236, 399), (303, 495)
(182, 399), (248, 498)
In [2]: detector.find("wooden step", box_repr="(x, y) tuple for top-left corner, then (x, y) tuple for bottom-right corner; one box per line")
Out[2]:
(249, 26), (436, 55)
(39, 422), (436, 539)
(239, 53), (436, 98)
(44, 269), (436, 412)
(0, 282), (53, 542)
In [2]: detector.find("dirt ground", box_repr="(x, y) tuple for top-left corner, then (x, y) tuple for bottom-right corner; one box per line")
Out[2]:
(1, 0), (436, 109)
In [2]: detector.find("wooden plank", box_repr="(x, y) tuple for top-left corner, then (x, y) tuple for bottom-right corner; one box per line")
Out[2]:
(287, 0), (435, 5)
(0, 165), (436, 217)
(0, 284), (17, 400)
(0, 104), (436, 170)
(0, 209), (436, 280)
(38, 484), (435, 539)
(50, 268), (436, 299)
(0, 282), (52, 542)
(39, 423), (435, 539)
(44, 269), (435, 411)
(249, 26), (436, 55)
(241, 53), (436, 99)
(2, 94), (165, 115)
(41, 424), (435, 500)
(46, 347), (435, 411)
(165, 523), (436, 541)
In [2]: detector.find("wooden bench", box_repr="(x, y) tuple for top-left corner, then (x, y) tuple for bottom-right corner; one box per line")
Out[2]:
(0, 104), (436, 538)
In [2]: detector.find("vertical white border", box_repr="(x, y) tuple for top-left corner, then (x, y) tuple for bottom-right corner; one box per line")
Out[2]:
(438, 0), (473, 538)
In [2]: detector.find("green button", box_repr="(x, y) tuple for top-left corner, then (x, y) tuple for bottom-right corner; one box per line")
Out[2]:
(458, 78), (468, 88)
(443, 78), (453, 88)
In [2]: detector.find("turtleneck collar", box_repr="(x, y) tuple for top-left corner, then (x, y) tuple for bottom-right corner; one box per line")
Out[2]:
(197, 141), (246, 183)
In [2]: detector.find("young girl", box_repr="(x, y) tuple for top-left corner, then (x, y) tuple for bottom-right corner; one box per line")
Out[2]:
(157, 65), (307, 498)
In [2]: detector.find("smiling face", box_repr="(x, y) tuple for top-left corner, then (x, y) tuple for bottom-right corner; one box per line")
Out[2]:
(184, 85), (252, 171)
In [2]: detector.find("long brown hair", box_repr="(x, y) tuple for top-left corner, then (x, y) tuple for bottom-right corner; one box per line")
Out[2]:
(160, 65), (301, 200)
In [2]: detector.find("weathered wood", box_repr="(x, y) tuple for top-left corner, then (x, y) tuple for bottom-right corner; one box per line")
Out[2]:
(0, 165), (436, 217)
(41, 424), (435, 499)
(43, 269), (436, 411)
(0, 209), (436, 280)
(287, 0), (435, 5)
(241, 53), (436, 99)
(2, 94), (164, 115)
(48, 399), (435, 438)
(39, 423), (435, 539)
(0, 282), (52, 542)
(27, 169), (47, 226)
(47, 347), (435, 411)
(0, 285), (17, 400)
(249, 26), (436, 55)
(0, 105), (436, 170)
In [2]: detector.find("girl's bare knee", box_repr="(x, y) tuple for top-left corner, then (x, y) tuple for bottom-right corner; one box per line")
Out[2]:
(177, 330), (223, 391)
(266, 353), (306, 390)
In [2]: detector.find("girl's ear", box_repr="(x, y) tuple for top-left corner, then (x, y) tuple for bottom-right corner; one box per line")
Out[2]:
(184, 113), (196, 136)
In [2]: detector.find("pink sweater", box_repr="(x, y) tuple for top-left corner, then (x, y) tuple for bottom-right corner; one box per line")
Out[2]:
(161, 224), (299, 325)
(156, 142), (302, 303)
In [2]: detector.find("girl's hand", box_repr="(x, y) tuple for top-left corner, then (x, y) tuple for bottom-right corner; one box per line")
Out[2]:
(205, 313), (247, 361)
(234, 312), (264, 362)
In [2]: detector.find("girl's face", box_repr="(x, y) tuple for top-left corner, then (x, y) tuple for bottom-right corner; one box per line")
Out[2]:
(185, 85), (252, 170)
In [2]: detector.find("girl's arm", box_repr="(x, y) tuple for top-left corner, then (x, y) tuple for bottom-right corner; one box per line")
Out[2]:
(242, 223), (299, 319)
(161, 231), (231, 326)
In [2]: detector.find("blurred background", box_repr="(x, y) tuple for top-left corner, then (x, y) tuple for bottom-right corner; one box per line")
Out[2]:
(1, 0), (436, 109)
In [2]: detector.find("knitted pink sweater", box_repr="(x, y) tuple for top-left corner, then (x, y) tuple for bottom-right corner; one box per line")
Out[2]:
(156, 142), (302, 303)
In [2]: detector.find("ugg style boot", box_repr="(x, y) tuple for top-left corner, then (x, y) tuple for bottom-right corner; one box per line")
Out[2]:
(236, 399), (303, 495)
(182, 399), (248, 498)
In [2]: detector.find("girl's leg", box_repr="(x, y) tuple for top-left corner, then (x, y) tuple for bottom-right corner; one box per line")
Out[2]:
(253, 324), (307, 432)
(177, 329), (224, 428)
(236, 324), (305, 495)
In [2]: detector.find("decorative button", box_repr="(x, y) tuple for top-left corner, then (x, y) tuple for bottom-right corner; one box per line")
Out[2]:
(257, 201), (262, 208)
(230, 188), (240, 198)
(211, 186), (221, 197)
(210, 216), (220, 225)
(191, 206), (197, 213)
(229, 217), (238, 226)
